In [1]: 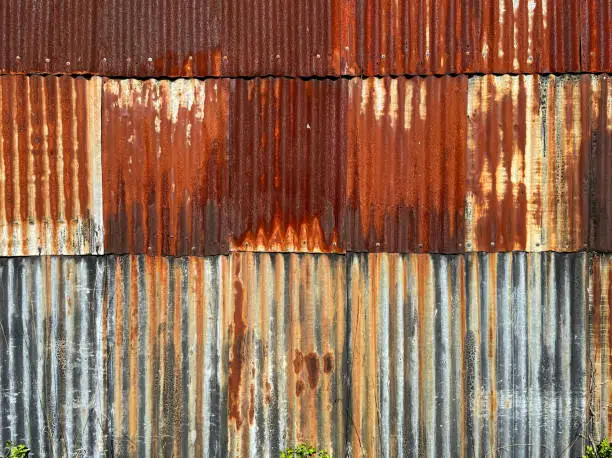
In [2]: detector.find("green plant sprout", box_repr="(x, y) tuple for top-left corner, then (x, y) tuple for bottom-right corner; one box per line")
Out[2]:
(584, 438), (612, 458)
(280, 443), (330, 458)
(3, 441), (29, 458)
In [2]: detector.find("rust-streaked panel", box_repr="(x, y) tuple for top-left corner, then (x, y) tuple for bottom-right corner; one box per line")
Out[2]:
(589, 75), (612, 252)
(466, 74), (591, 252)
(227, 252), (347, 456)
(0, 0), (221, 77)
(228, 78), (347, 253)
(346, 76), (468, 253)
(341, 0), (582, 75)
(0, 75), (103, 255)
(347, 252), (587, 457)
(581, 0), (612, 73)
(102, 79), (229, 256)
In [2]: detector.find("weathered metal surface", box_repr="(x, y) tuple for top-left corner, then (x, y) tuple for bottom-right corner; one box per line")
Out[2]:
(347, 252), (588, 457)
(0, 75), (103, 255)
(581, 0), (612, 73)
(589, 254), (612, 442)
(228, 78), (347, 253)
(346, 76), (468, 253)
(227, 252), (347, 456)
(589, 75), (612, 252)
(0, 0), (221, 77)
(103, 79), (229, 256)
(466, 74), (591, 252)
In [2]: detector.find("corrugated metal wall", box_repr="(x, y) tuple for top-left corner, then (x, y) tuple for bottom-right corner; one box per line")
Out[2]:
(1, 2), (611, 457)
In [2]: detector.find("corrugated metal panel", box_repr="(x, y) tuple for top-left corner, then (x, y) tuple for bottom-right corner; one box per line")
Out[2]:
(0, 256), (107, 457)
(581, 0), (612, 73)
(105, 255), (227, 457)
(227, 252), (347, 457)
(228, 78), (347, 253)
(466, 74), (591, 252)
(589, 254), (612, 443)
(589, 75), (612, 252)
(0, 0), (221, 77)
(347, 252), (587, 457)
(102, 79), (229, 256)
(0, 75), (103, 256)
(346, 76), (468, 253)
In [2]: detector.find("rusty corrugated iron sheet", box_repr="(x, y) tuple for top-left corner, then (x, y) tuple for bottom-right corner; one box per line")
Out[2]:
(347, 252), (588, 457)
(228, 78), (347, 253)
(0, 75), (103, 256)
(466, 74), (591, 252)
(346, 75), (469, 253)
(590, 75), (612, 252)
(1, 0), (607, 77)
(102, 79), (229, 256)
(589, 254), (612, 442)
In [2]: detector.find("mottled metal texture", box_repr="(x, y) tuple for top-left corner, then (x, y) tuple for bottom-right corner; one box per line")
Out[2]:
(0, 256), (107, 457)
(103, 79), (229, 256)
(589, 75), (612, 252)
(229, 78), (347, 253)
(466, 74), (591, 253)
(342, 0), (582, 75)
(346, 76), (468, 253)
(227, 253), (347, 457)
(105, 255), (227, 457)
(581, 0), (612, 73)
(589, 254), (612, 441)
(0, 75), (103, 256)
(0, 0), (221, 77)
(347, 252), (588, 457)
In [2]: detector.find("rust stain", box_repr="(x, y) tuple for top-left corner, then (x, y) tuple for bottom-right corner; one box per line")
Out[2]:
(305, 352), (320, 390)
(296, 380), (305, 397)
(323, 352), (334, 374)
(293, 349), (304, 374)
(228, 272), (246, 428)
(248, 384), (255, 425)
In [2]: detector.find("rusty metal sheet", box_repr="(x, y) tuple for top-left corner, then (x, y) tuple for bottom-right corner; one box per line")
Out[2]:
(347, 252), (588, 457)
(0, 75), (103, 255)
(227, 252), (347, 457)
(0, 0), (221, 77)
(589, 254), (612, 442)
(589, 75), (612, 252)
(581, 0), (612, 73)
(346, 76), (468, 253)
(466, 74), (591, 252)
(102, 79), (229, 256)
(228, 78), (347, 253)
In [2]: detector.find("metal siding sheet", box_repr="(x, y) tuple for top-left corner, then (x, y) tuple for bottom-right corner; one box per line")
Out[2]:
(590, 75), (612, 252)
(227, 253), (347, 456)
(102, 79), (229, 256)
(228, 78), (347, 253)
(347, 252), (588, 457)
(0, 75), (103, 256)
(466, 74), (591, 252)
(581, 0), (612, 73)
(346, 76), (468, 253)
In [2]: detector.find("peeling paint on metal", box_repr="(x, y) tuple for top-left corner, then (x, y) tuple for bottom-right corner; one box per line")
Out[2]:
(0, 75), (103, 256)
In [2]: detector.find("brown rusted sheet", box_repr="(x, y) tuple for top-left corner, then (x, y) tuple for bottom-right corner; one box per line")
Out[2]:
(590, 75), (612, 252)
(227, 252), (347, 456)
(581, 0), (612, 73)
(466, 74), (591, 252)
(228, 78), (347, 253)
(102, 79), (229, 256)
(0, 75), (103, 255)
(346, 76), (468, 253)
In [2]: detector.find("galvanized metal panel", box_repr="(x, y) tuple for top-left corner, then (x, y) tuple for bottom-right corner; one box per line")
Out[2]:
(588, 254), (612, 442)
(347, 252), (587, 457)
(227, 252), (347, 457)
(0, 75), (103, 256)
(346, 76), (468, 253)
(228, 78), (347, 253)
(466, 74), (591, 252)
(581, 0), (612, 73)
(102, 79), (229, 256)
(589, 75), (612, 252)
(105, 255), (227, 457)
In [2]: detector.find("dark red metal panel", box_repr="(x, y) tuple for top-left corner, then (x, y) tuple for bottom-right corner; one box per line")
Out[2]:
(581, 0), (612, 73)
(228, 78), (347, 252)
(102, 79), (229, 256)
(346, 76), (468, 253)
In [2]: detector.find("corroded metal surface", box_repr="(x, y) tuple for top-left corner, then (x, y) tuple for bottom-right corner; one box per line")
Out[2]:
(102, 79), (229, 256)
(347, 252), (588, 457)
(0, 75), (103, 255)
(228, 78), (347, 253)
(581, 0), (612, 73)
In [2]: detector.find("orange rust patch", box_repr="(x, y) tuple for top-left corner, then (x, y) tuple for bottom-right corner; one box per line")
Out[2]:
(296, 380), (305, 397)
(293, 349), (304, 374)
(228, 279), (246, 428)
(323, 352), (334, 373)
(305, 352), (320, 389)
(248, 384), (255, 425)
